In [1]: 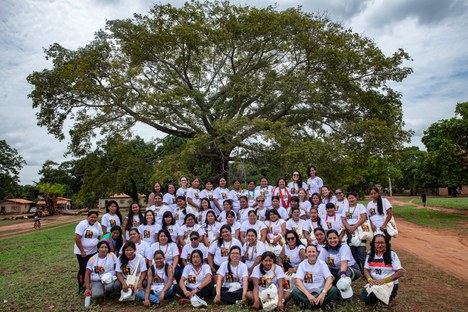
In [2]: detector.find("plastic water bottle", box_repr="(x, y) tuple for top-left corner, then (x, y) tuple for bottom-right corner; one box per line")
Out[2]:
(84, 291), (91, 308)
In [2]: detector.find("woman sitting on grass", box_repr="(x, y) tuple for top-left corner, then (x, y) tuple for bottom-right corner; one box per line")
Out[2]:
(136, 250), (174, 307)
(84, 241), (120, 302)
(361, 234), (405, 305)
(116, 241), (147, 300)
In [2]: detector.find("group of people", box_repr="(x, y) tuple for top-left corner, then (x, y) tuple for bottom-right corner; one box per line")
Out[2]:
(74, 167), (404, 309)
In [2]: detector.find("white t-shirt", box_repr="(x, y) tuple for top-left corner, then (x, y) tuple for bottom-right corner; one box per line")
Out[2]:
(74, 220), (103, 255)
(199, 189), (217, 211)
(149, 242), (179, 265)
(220, 221), (241, 237)
(204, 222), (222, 242)
(124, 214), (142, 240)
(217, 261), (249, 287)
(243, 241), (266, 267)
(240, 220), (267, 238)
(334, 199), (349, 214)
(295, 259), (332, 292)
(228, 189), (246, 213)
(287, 181), (308, 196)
(251, 263), (285, 291)
(283, 245), (306, 268)
(364, 251), (403, 284)
(182, 263), (212, 289)
(86, 253), (118, 282)
(270, 207), (288, 220)
(367, 198), (393, 228)
(187, 187), (201, 208)
(286, 219), (308, 240)
(119, 240), (152, 259)
(176, 187), (188, 198)
(237, 207), (255, 224)
(340, 204), (366, 226)
(323, 213), (345, 232)
(217, 210), (236, 223)
(115, 254), (147, 278)
(306, 177), (323, 197)
(213, 187), (230, 213)
(318, 244), (356, 270)
(256, 185), (274, 208)
(101, 213), (121, 230)
(138, 224), (159, 245)
(151, 205), (171, 224)
(161, 224), (180, 243)
(265, 219), (285, 241)
(181, 243), (209, 262)
(321, 196), (336, 206)
(298, 201), (311, 216)
(162, 193), (177, 212)
(149, 263), (169, 287)
(208, 238), (243, 266)
(174, 207), (195, 227)
(256, 208), (268, 222)
(178, 224), (206, 244)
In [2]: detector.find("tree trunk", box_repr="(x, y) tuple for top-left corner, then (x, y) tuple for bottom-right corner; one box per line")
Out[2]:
(449, 186), (459, 197)
(209, 145), (231, 179)
(129, 179), (139, 202)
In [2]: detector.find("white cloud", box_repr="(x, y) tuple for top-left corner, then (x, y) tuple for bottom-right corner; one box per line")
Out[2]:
(1, 0), (467, 184)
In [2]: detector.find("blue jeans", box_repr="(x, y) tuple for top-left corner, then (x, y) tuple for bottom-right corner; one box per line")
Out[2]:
(135, 285), (174, 304)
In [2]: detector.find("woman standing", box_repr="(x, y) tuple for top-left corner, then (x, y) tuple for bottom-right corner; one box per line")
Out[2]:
(122, 201), (144, 240)
(138, 210), (158, 245)
(101, 200), (122, 234)
(367, 187), (394, 238)
(360, 234), (405, 304)
(207, 224), (243, 275)
(213, 177), (230, 214)
(116, 241), (147, 299)
(148, 182), (163, 207)
(306, 165), (323, 197)
(186, 177), (202, 213)
(136, 250), (174, 306)
(287, 171), (308, 196)
(318, 229), (361, 281)
(272, 178), (291, 210)
(176, 176), (189, 198)
(162, 183), (177, 212)
(84, 241), (120, 302)
(74, 211), (102, 294)
(214, 246), (249, 305)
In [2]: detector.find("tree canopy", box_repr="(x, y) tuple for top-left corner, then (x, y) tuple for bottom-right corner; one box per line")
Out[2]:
(0, 140), (26, 199)
(28, 1), (412, 179)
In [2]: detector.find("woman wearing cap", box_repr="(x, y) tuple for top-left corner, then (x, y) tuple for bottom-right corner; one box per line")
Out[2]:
(150, 229), (181, 279)
(177, 213), (206, 247)
(246, 251), (291, 311)
(138, 210), (159, 245)
(243, 229), (266, 276)
(181, 231), (209, 266)
(101, 200), (122, 234)
(84, 241), (120, 302)
(367, 187), (394, 238)
(116, 241), (147, 298)
(292, 244), (338, 309)
(74, 210), (103, 294)
(360, 234), (405, 305)
(136, 250), (174, 306)
(208, 224), (243, 276)
(318, 229), (362, 281)
(341, 192), (367, 270)
(214, 246), (249, 305)
(240, 210), (267, 244)
(174, 249), (214, 302)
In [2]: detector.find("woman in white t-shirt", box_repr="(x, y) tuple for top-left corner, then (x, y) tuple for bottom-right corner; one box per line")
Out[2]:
(84, 240), (120, 301)
(203, 210), (222, 246)
(286, 207), (308, 244)
(243, 229), (266, 275)
(177, 213), (206, 248)
(297, 188), (311, 217)
(208, 224), (243, 275)
(199, 180), (216, 211)
(272, 178), (291, 209)
(197, 198), (212, 224)
(162, 183), (177, 212)
(279, 230), (305, 279)
(138, 210), (159, 245)
(175, 176), (189, 198)
(122, 202), (144, 240)
(174, 249), (214, 301)
(333, 188), (349, 213)
(228, 179), (245, 213)
(361, 234), (405, 305)
(341, 192), (367, 270)
(150, 229), (180, 279)
(237, 195), (255, 224)
(160, 211), (180, 243)
(74, 211), (103, 294)
(367, 187), (394, 239)
(214, 246), (249, 305)
(221, 211), (241, 240)
(213, 177), (229, 214)
(318, 229), (361, 281)
(287, 171), (308, 196)
(148, 182), (163, 208)
(254, 195), (268, 222)
(323, 203), (345, 240)
(240, 210), (267, 244)
(173, 196), (194, 227)
(306, 165), (324, 197)
(291, 244), (338, 309)
(320, 186), (336, 206)
(217, 199), (235, 223)
(245, 180), (258, 207)
(101, 200), (122, 234)
(124, 228), (152, 260)
(304, 207), (323, 244)
(310, 192), (326, 219)
(313, 228), (327, 253)
(116, 241), (147, 297)
(136, 250), (174, 306)
(256, 177), (274, 209)
(186, 177), (201, 212)
(246, 251), (291, 310)
(264, 210), (286, 249)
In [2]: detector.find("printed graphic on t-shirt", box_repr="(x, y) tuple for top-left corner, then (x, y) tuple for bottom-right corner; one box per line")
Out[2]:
(221, 247), (229, 257)
(327, 257), (335, 266)
(346, 212), (352, 219)
(362, 223), (370, 232)
(370, 208), (376, 216)
(85, 230), (93, 239)
(326, 221), (332, 229)
(304, 272), (314, 283)
(144, 230), (150, 238)
(188, 275), (196, 284)
(225, 272), (239, 283)
(94, 265), (105, 274)
(222, 193), (227, 199)
(194, 193), (199, 199)
(153, 273), (164, 283)
(283, 278), (291, 289)
(110, 219), (116, 227)
(132, 219), (140, 227)
(123, 266), (131, 276)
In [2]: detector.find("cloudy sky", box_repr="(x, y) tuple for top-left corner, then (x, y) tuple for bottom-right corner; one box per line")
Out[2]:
(1, 0), (468, 185)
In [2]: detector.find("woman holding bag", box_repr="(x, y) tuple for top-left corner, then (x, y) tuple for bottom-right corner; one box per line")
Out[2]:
(367, 187), (395, 239)
(116, 241), (147, 301)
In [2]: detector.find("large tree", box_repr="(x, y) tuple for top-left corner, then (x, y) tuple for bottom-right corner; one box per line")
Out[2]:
(0, 139), (26, 199)
(422, 101), (468, 196)
(28, 1), (412, 178)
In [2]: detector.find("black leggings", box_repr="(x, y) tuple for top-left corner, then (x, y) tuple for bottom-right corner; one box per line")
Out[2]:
(173, 282), (214, 299)
(76, 253), (94, 289)
(213, 287), (243, 304)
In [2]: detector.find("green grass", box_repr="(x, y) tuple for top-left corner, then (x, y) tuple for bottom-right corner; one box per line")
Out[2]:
(391, 197), (414, 203)
(393, 205), (467, 234)
(413, 197), (468, 210)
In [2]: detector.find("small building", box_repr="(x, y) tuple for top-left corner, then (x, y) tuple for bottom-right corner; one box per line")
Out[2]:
(0, 199), (35, 215)
(98, 193), (147, 209)
(36, 197), (72, 210)
(438, 186), (468, 196)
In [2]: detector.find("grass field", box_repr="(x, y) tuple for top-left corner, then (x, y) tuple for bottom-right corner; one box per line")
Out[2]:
(393, 205), (468, 234)
(413, 197), (468, 210)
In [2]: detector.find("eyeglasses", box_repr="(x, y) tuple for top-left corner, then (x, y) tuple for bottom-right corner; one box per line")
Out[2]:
(335, 192), (342, 195)
(190, 237), (199, 241)
(293, 173), (299, 176)
(286, 237), (295, 241)
(257, 200), (265, 202)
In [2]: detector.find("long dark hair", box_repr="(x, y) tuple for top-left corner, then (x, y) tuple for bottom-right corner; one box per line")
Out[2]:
(227, 245), (242, 278)
(157, 229), (174, 244)
(162, 211), (175, 228)
(176, 196), (187, 215)
(288, 206), (301, 221)
(184, 213), (197, 225)
(368, 234), (393, 265)
(106, 200), (123, 224)
(126, 201), (144, 231)
(371, 187), (384, 215)
(204, 210), (217, 227)
(324, 229), (341, 251)
(217, 224), (232, 247)
(120, 241), (137, 271)
(307, 165), (317, 177)
(108, 225), (123, 252)
(284, 229), (304, 247)
(309, 207), (322, 228)
(291, 171), (303, 187)
(152, 249), (169, 277)
(200, 198), (211, 211)
(321, 186), (333, 202)
(142, 210), (155, 226)
(259, 251), (277, 275)
(190, 249), (204, 266)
